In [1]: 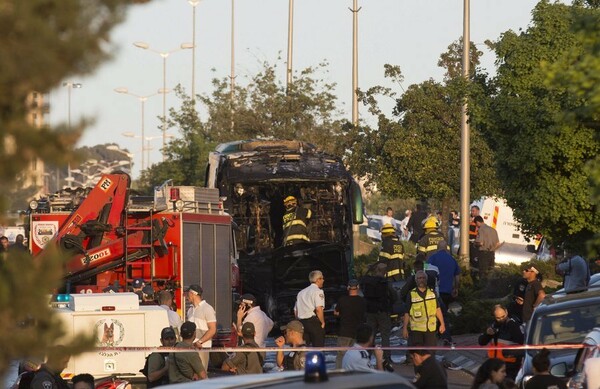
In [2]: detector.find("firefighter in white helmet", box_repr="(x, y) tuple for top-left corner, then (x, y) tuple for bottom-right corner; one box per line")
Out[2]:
(282, 196), (312, 246)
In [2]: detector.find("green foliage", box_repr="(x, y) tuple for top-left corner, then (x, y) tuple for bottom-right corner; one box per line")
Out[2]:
(364, 193), (416, 218)
(353, 247), (380, 279)
(0, 0), (142, 377)
(142, 60), (346, 190)
(138, 86), (216, 192)
(480, 1), (600, 251)
(0, 249), (97, 376)
(344, 39), (500, 205)
(451, 260), (563, 334)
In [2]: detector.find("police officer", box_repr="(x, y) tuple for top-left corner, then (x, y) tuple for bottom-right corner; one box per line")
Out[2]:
(294, 270), (325, 347)
(379, 224), (405, 281)
(30, 346), (70, 389)
(222, 322), (265, 375)
(275, 320), (307, 370)
(282, 196), (311, 246)
(416, 216), (446, 260)
(478, 304), (524, 380)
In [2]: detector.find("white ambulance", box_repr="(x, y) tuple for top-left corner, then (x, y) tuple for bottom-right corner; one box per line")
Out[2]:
(53, 293), (169, 383)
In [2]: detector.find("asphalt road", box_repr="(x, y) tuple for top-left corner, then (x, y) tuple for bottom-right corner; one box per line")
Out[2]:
(393, 360), (474, 388)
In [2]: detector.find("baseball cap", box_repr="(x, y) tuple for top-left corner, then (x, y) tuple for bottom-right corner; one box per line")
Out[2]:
(132, 278), (145, 289)
(185, 284), (203, 295)
(142, 285), (154, 297)
(180, 321), (196, 339)
(241, 322), (256, 337)
(161, 327), (176, 339)
(280, 320), (304, 333)
(348, 279), (359, 289)
(236, 293), (257, 306)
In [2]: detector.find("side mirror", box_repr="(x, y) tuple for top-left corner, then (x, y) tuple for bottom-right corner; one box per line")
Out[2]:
(526, 244), (537, 253)
(550, 362), (568, 377)
(350, 181), (364, 224)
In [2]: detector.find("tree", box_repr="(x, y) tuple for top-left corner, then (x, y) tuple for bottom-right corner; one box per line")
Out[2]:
(140, 60), (345, 191)
(480, 0), (600, 250)
(344, 43), (499, 214)
(0, 0), (143, 377)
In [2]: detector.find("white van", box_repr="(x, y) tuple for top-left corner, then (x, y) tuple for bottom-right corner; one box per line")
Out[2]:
(53, 293), (169, 382)
(472, 197), (535, 265)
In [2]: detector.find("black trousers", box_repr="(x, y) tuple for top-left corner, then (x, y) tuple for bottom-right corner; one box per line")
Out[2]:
(300, 316), (325, 347)
(478, 250), (495, 279)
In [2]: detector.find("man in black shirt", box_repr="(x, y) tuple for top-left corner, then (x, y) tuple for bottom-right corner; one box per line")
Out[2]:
(521, 264), (545, 324)
(409, 349), (447, 389)
(478, 304), (524, 380)
(334, 279), (366, 368)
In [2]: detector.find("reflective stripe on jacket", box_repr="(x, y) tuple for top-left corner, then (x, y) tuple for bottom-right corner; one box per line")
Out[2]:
(283, 207), (311, 244)
(409, 288), (438, 332)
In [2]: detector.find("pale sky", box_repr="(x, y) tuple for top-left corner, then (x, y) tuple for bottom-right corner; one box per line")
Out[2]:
(47, 0), (541, 178)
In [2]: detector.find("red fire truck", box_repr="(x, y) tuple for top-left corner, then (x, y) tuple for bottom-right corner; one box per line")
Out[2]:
(26, 173), (239, 347)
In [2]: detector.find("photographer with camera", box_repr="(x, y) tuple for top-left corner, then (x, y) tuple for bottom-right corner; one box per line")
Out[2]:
(235, 294), (274, 348)
(478, 304), (524, 380)
(555, 243), (590, 294)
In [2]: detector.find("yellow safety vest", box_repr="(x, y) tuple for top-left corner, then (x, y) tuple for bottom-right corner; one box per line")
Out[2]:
(409, 288), (438, 332)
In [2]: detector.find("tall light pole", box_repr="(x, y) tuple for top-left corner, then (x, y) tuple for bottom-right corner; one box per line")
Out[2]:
(133, 41), (193, 160)
(349, 0), (361, 126)
(286, 0), (294, 90)
(188, 0), (201, 100)
(459, 0), (471, 267)
(62, 81), (82, 188)
(230, 0), (236, 131)
(114, 87), (166, 171)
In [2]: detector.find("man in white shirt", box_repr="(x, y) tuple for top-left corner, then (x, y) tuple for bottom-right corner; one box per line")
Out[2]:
(294, 270), (326, 347)
(158, 290), (183, 339)
(342, 323), (383, 372)
(185, 284), (217, 371)
(235, 293), (274, 348)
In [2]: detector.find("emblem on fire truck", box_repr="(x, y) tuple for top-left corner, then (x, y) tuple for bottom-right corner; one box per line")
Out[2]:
(32, 221), (59, 249)
(95, 318), (125, 357)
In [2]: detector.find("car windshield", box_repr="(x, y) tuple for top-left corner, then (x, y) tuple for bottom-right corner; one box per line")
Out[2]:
(530, 304), (600, 346)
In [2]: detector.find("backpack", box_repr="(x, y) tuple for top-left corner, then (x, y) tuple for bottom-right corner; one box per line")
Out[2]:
(361, 275), (390, 313)
(17, 371), (36, 389)
(140, 353), (168, 388)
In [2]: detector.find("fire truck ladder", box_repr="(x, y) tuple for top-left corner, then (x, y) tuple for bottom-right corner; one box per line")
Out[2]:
(124, 209), (164, 291)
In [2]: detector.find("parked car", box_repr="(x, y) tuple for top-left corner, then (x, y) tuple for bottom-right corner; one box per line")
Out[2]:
(548, 327), (600, 388)
(554, 273), (600, 295)
(516, 289), (600, 388)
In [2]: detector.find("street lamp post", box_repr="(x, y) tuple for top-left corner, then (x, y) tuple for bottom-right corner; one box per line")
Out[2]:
(349, 0), (361, 127)
(286, 0), (294, 90)
(133, 41), (193, 160)
(230, 0), (236, 131)
(62, 81), (82, 188)
(114, 88), (166, 171)
(459, 0), (471, 267)
(188, 0), (201, 100)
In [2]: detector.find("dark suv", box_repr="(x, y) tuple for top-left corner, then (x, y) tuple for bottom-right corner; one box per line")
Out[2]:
(516, 288), (600, 388)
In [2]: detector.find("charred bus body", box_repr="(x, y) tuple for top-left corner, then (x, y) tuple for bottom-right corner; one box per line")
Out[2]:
(206, 140), (363, 325)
